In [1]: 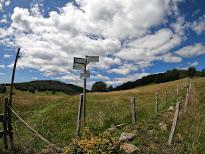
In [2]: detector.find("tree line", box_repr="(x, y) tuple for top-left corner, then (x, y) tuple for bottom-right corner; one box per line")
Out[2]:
(91, 67), (205, 92)
(0, 67), (205, 94)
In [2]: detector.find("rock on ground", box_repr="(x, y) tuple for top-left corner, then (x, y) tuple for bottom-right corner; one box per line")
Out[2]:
(159, 122), (167, 131)
(119, 132), (136, 142)
(120, 143), (140, 154)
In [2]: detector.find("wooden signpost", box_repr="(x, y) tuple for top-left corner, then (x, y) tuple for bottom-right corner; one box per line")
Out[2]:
(73, 55), (99, 127)
(76, 94), (83, 136)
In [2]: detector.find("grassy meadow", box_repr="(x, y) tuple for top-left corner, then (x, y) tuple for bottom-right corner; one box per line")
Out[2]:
(0, 77), (204, 153)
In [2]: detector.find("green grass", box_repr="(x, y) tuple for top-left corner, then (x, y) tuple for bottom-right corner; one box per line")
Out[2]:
(0, 77), (204, 153)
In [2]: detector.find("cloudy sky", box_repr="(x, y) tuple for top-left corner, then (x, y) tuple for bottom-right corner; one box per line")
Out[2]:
(0, 0), (205, 88)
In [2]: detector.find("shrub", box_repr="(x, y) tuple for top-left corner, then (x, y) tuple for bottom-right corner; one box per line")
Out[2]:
(0, 85), (7, 93)
(63, 127), (121, 154)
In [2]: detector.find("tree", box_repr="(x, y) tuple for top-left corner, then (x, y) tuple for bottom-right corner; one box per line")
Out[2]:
(187, 67), (197, 77)
(107, 85), (113, 91)
(200, 68), (205, 77)
(91, 81), (107, 92)
(0, 85), (7, 93)
(29, 87), (35, 93)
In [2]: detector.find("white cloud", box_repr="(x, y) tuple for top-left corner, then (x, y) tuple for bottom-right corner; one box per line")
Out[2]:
(106, 72), (150, 86)
(162, 53), (182, 63)
(108, 63), (138, 75)
(0, 72), (5, 76)
(116, 28), (183, 64)
(190, 61), (199, 67)
(0, 18), (7, 23)
(0, 0), (186, 85)
(192, 15), (205, 35)
(94, 74), (110, 81)
(4, 54), (11, 58)
(176, 43), (205, 58)
(178, 61), (199, 70)
(0, 0), (11, 11)
(31, 76), (38, 80)
(0, 64), (5, 69)
(0, 3), (2, 11)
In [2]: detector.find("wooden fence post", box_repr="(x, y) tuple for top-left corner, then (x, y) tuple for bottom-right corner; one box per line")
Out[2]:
(8, 98), (13, 149)
(76, 94), (83, 136)
(184, 87), (189, 113)
(165, 90), (167, 104)
(155, 92), (158, 113)
(3, 97), (9, 149)
(131, 97), (136, 124)
(189, 81), (192, 94)
(168, 101), (180, 145)
(177, 84), (179, 96)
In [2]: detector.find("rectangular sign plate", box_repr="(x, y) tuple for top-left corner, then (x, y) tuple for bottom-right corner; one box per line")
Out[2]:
(73, 63), (85, 70)
(0, 114), (3, 123)
(74, 57), (86, 64)
(87, 56), (99, 62)
(80, 71), (90, 78)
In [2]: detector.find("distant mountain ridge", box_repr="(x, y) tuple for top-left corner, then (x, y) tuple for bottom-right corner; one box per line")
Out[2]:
(13, 80), (85, 94)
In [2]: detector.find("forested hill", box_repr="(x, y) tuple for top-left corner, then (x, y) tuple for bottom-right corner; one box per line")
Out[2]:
(113, 67), (205, 91)
(13, 80), (85, 94)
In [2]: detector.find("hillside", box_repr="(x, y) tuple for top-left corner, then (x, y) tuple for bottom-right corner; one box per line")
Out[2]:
(0, 77), (204, 153)
(113, 68), (205, 91)
(13, 80), (85, 94)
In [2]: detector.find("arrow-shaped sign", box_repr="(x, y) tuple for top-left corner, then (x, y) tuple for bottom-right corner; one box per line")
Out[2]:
(73, 63), (85, 70)
(87, 56), (99, 62)
(74, 57), (87, 64)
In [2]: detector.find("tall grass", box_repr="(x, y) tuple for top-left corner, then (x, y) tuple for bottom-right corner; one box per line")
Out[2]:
(0, 78), (199, 153)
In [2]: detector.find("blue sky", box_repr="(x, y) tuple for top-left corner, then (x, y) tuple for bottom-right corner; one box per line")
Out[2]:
(0, 0), (205, 88)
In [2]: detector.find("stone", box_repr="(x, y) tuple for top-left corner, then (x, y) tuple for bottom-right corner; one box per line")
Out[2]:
(148, 130), (154, 135)
(159, 122), (167, 131)
(168, 106), (174, 112)
(175, 133), (183, 143)
(120, 143), (140, 154)
(119, 132), (136, 142)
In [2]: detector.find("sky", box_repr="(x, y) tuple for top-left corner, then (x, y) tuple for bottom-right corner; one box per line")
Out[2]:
(0, 0), (205, 89)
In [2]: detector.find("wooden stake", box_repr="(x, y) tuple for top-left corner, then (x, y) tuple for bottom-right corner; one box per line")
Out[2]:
(155, 92), (158, 113)
(177, 84), (179, 96)
(165, 90), (167, 104)
(76, 94), (83, 136)
(3, 97), (8, 150)
(131, 97), (136, 124)
(184, 87), (189, 113)
(168, 101), (180, 145)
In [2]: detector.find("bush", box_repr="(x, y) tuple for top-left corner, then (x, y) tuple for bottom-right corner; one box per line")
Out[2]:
(63, 127), (121, 153)
(0, 85), (7, 93)
(29, 87), (35, 93)
(91, 81), (107, 92)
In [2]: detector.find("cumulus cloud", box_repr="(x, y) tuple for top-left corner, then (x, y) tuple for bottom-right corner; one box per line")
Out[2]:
(192, 15), (205, 35)
(176, 43), (205, 58)
(0, 72), (6, 75)
(0, 64), (5, 69)
(106, 72), (150, 86)
(0, 0), (11, 11)
(162, 53), (182, 63)
(178, 61), (199, 70)
(189, 61), (199, 67)
(0, 0), (188, 85)
(4, 54), (12, 58)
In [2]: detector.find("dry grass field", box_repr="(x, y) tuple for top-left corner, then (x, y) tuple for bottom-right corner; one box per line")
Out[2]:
(0, 77), (204, 153)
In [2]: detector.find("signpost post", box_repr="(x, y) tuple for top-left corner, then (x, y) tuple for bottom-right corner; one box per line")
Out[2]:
(73, 55), (99, 127)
